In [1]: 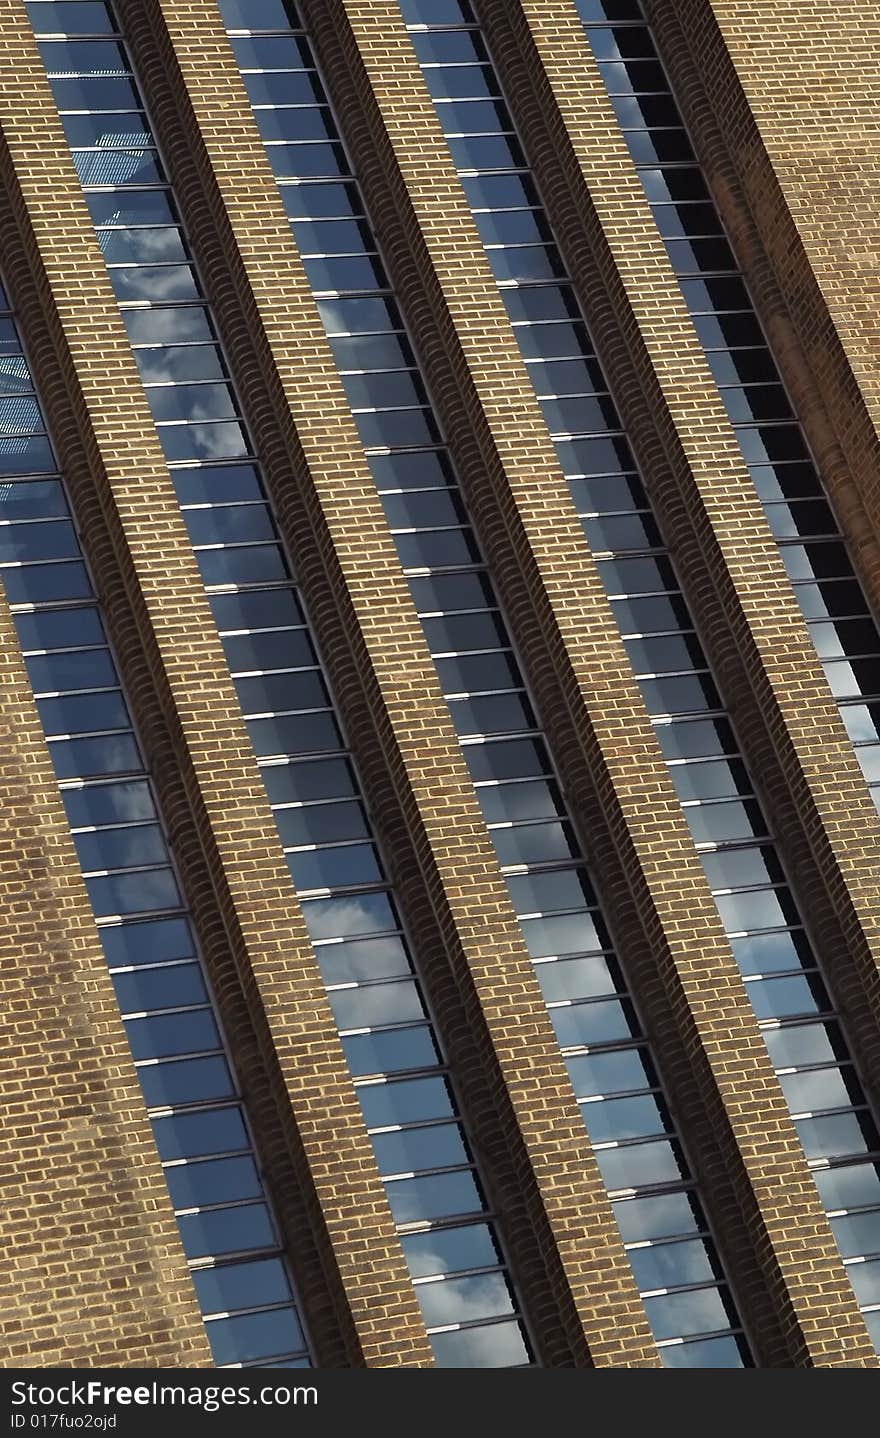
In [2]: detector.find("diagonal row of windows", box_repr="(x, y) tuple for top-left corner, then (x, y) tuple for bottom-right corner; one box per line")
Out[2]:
(574, 0), (880, 812)
(27, 0), (532, 1370)
(0, 283), (311, 1369)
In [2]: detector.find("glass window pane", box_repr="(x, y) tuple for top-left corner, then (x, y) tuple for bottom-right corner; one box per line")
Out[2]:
(358, 1074), (456, 1129)
(63, 779), (156, 828)
(140, 1054), (234, 1108)
(416, 1270), (515, 1328)
(385, 1169), (482, 1224)
(125, 1008), (220, 1061)
(178, 1203), (275, 1260)
(113, 962), (206, 1014)
(660, 1335), (746, 1368)
(429, 1320), (529, 1369)
(342, 1023), (438, 1078)
(371, 1121), (468, 1176)
(580, 1092), (668, 1144)
(101, 915), (196, 968)
(166, 1155), (261, 1209)
(193, 1257), (292, 1316)
(629, 1238), (717, 1293)
(27, 3), (116, 34)
(153, 1107), (249, 1161)
(86, 866), (180, 916)
(75, 823), (168, 872)
(644, 1288), (733, 1340)
(613, 1190), (702, 1243)
(402, 1223), (500, 1279)
(329, 978), (423, 1032)
(314, 933), (411, 985)
(814, 1161), (880, 1214)
(48, 732), (141, 779)
(594, 1138), (687, 1191)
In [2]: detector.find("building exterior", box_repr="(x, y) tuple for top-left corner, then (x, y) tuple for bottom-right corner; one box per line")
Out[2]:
(1, 0), (879, 1370)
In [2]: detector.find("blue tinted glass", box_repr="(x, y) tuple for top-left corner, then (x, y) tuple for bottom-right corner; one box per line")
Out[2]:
(629, 1238), (716, 1291)
(300, 891), (396, 940)
(38, 38), (129, 75)
(14, 605), (103, 650)
(125, 1009), (220, 1061)
(113, 962), (205, 1012)
(75, 823), (168, 872)
(26, 3), (116, 33)
(343, 1024), (439, 1077)
(386, 1169), (481, 1224)
(63, 779), (154, 827)
(614, 1191), (701, 1242)
(166, 1156), (262, 1209)
(643, 1286), (733, 1342)
(661, 1335), (746, 1368)
(153, 1107), (249, 1161)
(139, 1055), (235, 1108)
(123, 305), (214, 346)
(429, 1320), (529, 1369)
(100, 915), (196, 968)
(209, 585), (303, 632)
(29, 648), (117, 693)
(4, 560), (91, 605)
(205, 1307), (305, 1364)
(417, 1271), (514, 1328)
(193, 1257), (292, 1315)
(372, 1121), (468, 1175)
(219, 0), (301, 28)
(566, 1046), (653, 1097)
(86, 866), (181, 916)
(48, 732), (141, 779)
(358, 1074), (455, 1128)
(178, 1204), (276, 1261)
(403, 1223), (500, 1278)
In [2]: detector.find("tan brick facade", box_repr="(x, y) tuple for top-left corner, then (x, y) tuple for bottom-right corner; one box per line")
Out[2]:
(651, 1), (880, 606)
(1, 0), (879, 1369)
(0, 585), (210, 1367)
(508, 0), (880, 1089)
(137, 0), (661, 1369)
(323, 0), (876, 1365)
(0, 3), (430, 1368)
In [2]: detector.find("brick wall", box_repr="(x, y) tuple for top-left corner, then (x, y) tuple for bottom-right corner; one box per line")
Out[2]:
(3, 0), (880, 1368)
